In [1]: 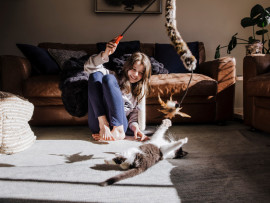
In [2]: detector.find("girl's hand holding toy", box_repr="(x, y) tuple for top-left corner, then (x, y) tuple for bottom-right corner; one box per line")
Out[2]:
(102, 37), (118, 59)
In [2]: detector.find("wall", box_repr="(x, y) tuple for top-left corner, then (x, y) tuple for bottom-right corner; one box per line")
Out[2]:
(0, 0), (269, 111)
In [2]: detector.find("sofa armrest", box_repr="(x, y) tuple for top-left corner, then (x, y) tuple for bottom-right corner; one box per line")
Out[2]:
(243, 54), (270, 125)
(243, 55), (270, 81)
(199, 56), (236, 121)
(199, 56), (236, 93)
(0, 55), (31, 96)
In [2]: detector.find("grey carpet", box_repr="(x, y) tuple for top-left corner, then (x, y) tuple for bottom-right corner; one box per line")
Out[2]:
(0, 121), (269, 203)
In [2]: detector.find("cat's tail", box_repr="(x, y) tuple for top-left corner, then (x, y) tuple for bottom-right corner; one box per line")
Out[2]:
(99, 168), (143, 186)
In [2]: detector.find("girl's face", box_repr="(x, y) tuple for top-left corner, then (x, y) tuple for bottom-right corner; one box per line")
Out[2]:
(128, 61), (145, 83)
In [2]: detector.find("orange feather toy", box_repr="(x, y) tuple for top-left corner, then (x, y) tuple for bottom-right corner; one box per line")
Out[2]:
(158, 93), (191, 119)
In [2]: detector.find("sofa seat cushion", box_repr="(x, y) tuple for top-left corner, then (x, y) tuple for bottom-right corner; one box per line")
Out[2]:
(147, 95), (216, 105)
(27, 97), (63, 106)
(23, 75), (61, 98)
(247, 72), (270, 97)
(148, 73), (217, 101)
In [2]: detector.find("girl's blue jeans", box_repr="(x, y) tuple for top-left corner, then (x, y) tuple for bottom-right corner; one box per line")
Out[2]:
(87, 71), (128, 134)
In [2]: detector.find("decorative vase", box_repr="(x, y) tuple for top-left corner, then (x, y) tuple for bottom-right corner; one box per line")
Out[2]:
(246, 41), (263, 55)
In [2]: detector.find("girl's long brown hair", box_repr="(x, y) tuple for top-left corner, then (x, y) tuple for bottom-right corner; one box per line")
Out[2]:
(117, 52), (151, 102)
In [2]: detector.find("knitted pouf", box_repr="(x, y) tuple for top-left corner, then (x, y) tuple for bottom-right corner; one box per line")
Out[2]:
(0, 91), (36, 154)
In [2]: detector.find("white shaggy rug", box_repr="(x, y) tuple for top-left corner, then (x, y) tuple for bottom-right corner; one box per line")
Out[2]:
(0, 136), (181, 203)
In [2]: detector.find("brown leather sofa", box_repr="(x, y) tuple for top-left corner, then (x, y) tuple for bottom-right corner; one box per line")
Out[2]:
(0, 42), (236, 126)
(243, 54), (270, 133)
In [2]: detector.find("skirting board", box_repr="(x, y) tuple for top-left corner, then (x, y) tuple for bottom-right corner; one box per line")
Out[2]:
(234, 108), (243, 120)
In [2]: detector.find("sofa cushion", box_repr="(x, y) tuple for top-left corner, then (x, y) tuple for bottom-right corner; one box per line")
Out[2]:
(97, 40), (141, 74)
(155, 42), (200, 73)
(38, 43), (98, 55)
(16, 44), (60, 75)
(48, 49), (87, 69)
(96, 40), (140, 58)
(247, 72), (270, 97)
(23, 75), (61, 98)
(148, 73), (217, 102)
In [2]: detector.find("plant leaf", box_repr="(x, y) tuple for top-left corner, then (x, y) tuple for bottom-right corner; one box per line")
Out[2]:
(256, 29), (268, 35)
(248, 36), (260, 44)
(254, 7), (270, 27)
(251, 4), (264, 19)
(215, 45), (220, 59)
(257, 18), (268, 28)
(241, 17), (256, 27)
(227, 35), (237, 54)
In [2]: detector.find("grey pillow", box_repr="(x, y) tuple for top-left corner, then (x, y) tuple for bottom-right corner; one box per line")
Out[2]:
(48, 49), (87, 69)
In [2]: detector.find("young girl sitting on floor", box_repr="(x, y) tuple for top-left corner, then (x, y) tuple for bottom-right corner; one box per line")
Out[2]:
(84, 38), (151, 141)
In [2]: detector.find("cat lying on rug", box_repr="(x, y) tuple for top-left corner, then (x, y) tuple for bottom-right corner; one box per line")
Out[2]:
(100, 119), (188, 186)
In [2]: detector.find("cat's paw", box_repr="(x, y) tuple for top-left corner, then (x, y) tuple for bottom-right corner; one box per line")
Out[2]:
(182, 137), (188, 144)
(162, 119), (172, 127)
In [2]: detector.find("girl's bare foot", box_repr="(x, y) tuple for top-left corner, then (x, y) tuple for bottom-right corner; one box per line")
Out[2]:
(94, 116), (125, 141)
(92, 133), (100, 141)
(98, 125), (125, 141)
(99, 125), (115, 141)
(111, 125), (125, 140)
(95, 115), (115, 141)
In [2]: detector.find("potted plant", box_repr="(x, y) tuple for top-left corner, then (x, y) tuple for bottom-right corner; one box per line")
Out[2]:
(215, 4), (270, 59)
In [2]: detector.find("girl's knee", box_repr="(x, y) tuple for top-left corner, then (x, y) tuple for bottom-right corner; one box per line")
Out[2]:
(102, 74), (117, 86)
(89, 71), (104, 83)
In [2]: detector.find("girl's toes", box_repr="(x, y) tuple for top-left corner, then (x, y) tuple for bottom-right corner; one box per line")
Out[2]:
(92, 134), (100, 141)
(101, 134), (115, 141)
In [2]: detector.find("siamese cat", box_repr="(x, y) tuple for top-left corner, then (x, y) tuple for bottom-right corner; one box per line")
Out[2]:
(100, 119), (188, 186)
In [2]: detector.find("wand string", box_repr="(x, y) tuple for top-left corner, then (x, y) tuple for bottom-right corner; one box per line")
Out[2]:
(165, 0), (196, 109)
(115, 0), (157, 44)
(179, 68), (193, 107)
(120, 0), (157, 36)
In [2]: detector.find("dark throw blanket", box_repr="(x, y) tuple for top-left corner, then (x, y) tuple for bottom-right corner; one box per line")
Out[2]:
(59, 55), (90, 117)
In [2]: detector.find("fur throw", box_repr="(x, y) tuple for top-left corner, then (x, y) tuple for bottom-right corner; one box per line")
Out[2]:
(59, 55), (89, 117)
(105, 54), (168, 75)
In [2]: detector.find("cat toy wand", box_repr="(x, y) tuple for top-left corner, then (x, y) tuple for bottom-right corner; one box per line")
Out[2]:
(114, 0), (157, 44)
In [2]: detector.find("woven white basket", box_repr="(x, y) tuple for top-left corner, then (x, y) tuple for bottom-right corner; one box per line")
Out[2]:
(0, 91), (36, 154)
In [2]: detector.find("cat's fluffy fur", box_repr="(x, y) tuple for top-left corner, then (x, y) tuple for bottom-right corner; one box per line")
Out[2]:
(100, 119), (188, 186)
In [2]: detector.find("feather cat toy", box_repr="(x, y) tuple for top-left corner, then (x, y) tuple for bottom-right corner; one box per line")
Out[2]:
(156, 0), (198, 119)
(158, 93), (191, 119)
